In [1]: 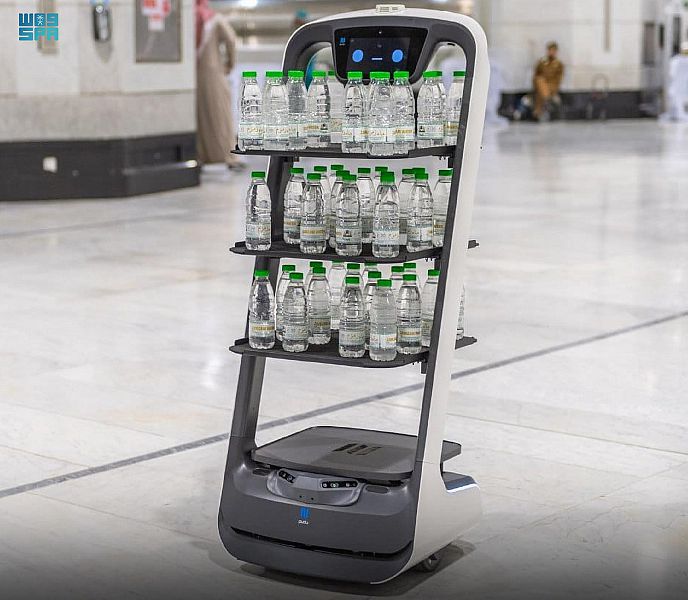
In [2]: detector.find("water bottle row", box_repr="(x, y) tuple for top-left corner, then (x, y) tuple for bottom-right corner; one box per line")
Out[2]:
(238, 69), (465, 155)
(248, 261), (467, 362)
(246, 165), (453, 257)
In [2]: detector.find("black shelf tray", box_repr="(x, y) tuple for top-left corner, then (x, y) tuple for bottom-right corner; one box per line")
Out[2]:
(229, 335), (477, 368)
(233, 145), (455, 160)
(230, 239), (478, 264)
(251, 426), (461, 482)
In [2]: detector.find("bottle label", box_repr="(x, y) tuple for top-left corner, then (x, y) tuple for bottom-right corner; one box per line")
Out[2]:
(250, 321), (274, 338)
(339, 329), (364, 346)
(398, 325), (421, 342)
(309, 317), (331, 331)
(395, 125), (415, 142)
(374, 229), (400, 245)
(329, 117), (342, 132)
(433, 220), (446, 239)
(417, 123), (444, 139)
(342, 125), (367, 142)
(284, 323), (308, 340)
(246, 221), (271, 239)
(336, 226), (362, 244)
(407, 225), (432, 243)
(265, 123), (290, 141)
(300, 224), (326, 241)
(445, 121), (459, 138)
(284, 216), (300, 236)
(368, 126), (396, 143)
(306, 121), (329, 135)
(239, 122), (264, 139)
(421, 318), (433, 340)
(370, 332), (396, 349)
(287, 123), (298, 138)
(399, 217), (408, 236)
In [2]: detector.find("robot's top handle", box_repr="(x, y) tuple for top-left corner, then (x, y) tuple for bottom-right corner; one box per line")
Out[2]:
(282, 6), (488, 86)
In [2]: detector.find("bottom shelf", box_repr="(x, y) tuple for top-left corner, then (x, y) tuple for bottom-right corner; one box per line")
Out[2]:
(229, 334), (477, 369)
(252, 426), (461, 482)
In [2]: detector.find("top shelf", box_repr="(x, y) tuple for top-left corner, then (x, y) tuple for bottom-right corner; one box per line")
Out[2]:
(233, 145), (455, 161)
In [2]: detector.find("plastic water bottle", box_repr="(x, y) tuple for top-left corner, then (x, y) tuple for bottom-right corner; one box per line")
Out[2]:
(286, 70), (308, 150)
(390, 265), (404, 298)
(300, 173), (326, 254)
(346, 262), (362, 288)
(238, 71), (263, 151)
(392, 71), (415, 154)
(329, 164), (344, 191)
(397, 168), (415, 246)
(373, 171), (400, 258)
(283, 167), (304, 245)
(245, 170), (271, 251)
(421, 269), (439, 347)
(368, 72), (396, 156)
(248, 269), (275, 349)
(342, 71), (367, 153)
(369, 278), (397, 361)
(417, 71), (445, 148)
(336, 173), (362, 256)
(305, 261), (323, 291)
(283, 272), (308, 352)
(407, 171), (433, 251)
(373, 165), (388, 190)
(306, 70), (330, 148)
(457, 283), (466, 339)
(363, 262), (379, 277)
(329, 260), (346, 331)
(328, 70), (344, 145)
(397, 273), (422, 354)
(275, 264), (295, 341)
(339, 276), (365, 358)
(363, 270), (382, 348)
(307, 265), (331, 345)
(433, 168), (452, 247)
(313, 166), (331, 246)
(403, 262), (420, 289)
(357, 167), (375, 243)
(328, 168), (345, 248)
(263, 71), (289, 151)
(445, 70), (465, 145)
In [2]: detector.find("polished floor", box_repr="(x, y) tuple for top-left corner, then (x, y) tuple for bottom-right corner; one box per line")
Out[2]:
(1, 121), (687, 599)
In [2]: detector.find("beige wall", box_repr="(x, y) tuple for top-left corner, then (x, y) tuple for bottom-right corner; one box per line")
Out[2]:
(0, 0), (195, 141)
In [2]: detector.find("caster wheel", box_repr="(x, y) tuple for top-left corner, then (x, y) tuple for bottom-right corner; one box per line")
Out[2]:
(416, 551), (443, 573)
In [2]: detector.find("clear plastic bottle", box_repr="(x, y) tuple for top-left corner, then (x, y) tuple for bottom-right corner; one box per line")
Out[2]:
(433, 168), (452, 247)
(363, 262), (379, 278)
(397, 168), (415, 246)
(373, 171), (400, 258)
(417, 70), (445, 148)
(238, 71), (263, 151)
(307, 265), (331, 345)
(421, 268), (439, 347)
(346, 262), (362, 288)
(263, 71), (290, 151)
(305, 261), (324, 291)
(276, 264), (296, 341)
(286, 70), (308, 150)
(338, 275), (365, 358)
(248, 269), (275, 349)
(342, 71), (367, 153)
(306, 70), (330, 148)
(328, 70), (344, 145)
(283, 272), (308, 352)
(407, 171), (433, 252)
(403, 262), (421, 290)
(328, 168), (345, 248)
(329, 260), (346, 331)
(397, 273), (422, 354)
(392, 70), (415, 154)
(445, 70), (465, 145)
(368, 72), (396, 156)
(328, 163), (344, 191)
(283, 167), (304, 245)
(369, 278), (397, 361)
(336, 173), (362, 256)
(390, 265), (404, 298)
(245, 170), (271, 251)
(373, 165), (388, 191)
(357, 167), (375, 244)
(300, 173), (327, 254)
(363, 270), (382, 348)
(313, 166), (331, 247)
(457, 283), (466, 339)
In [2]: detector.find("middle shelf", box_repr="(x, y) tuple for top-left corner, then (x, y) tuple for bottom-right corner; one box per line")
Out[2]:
(229, 335), (477, 369)
(231, 239), (478, 264)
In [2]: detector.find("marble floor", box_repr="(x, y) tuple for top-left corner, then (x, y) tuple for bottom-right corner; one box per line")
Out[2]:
(1, 120), (687, 600)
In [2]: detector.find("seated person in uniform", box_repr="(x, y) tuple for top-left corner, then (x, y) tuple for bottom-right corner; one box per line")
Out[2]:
(533, 41), (564, 120)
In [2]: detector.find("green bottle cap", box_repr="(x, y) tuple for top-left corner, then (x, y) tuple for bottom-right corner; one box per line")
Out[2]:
(369, 71), (385, 79)
(403, 262), (416, 269)
(288, 70), (304, 78)
(347, 263), (361, 271)
(377, 279), (392, 288)
(413, 167), (427, 174)
(379, 71), (391, 78)
(309, 261), (323, 268)
(374, 166), (388, 173)
(313, 165), (327, 172)
(312, 70), (326, 77)
(289, 272), (304, 281)
(330, 164), (345, 171)
(307, 173), (321, 181)
(266, 71), (283, 78)
(428, 269), (440, 277)
(254, 269), (269, 277)
(368, 271), (382, 279)
(393, 70), (410, 78)
(290, 167), (304, 174)
(250, 171), (265, 178)
(357, 167), (371, 174)
(331, 259), (344, 264)
(365, 261), (378, 266)
(454, 70), (466, 77)
(414, 172), (429, 181)
(380, 171), (395, 184)
(402, 168), (416, 175)
(345, 276), (360, 285)
(348, 71), (363, 79)
(403, 273), (417, 281)
(242, 71), (257, 78)
(312, 266), (326, 275)
(328, 70), (335, 76)
(391, 265), (404, 273)
(281, 264), (296, 272)
(343, 173), (357, 182)
(439, 169), (453, 177)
